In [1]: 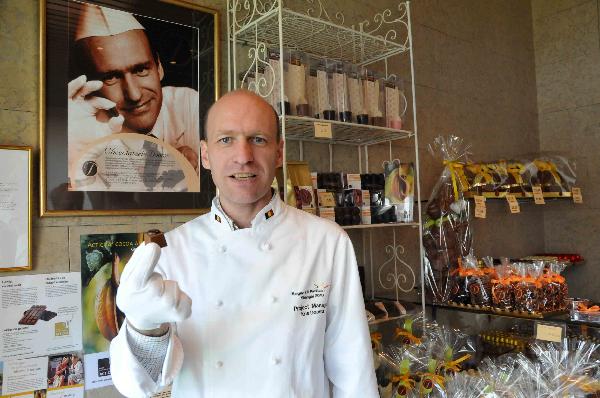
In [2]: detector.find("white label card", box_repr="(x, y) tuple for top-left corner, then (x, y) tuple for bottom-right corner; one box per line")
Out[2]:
(532, 186), (545, 205)
(535, 322), (565, 343)
(474, 195), (486, 218)
(572, 187), (583, 203)
(506, 194), (520, 213)
(314, 122), (333, 139)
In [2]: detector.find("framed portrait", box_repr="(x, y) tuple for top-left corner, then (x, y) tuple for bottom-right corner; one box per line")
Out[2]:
(0, 146), (32, 271)
(40, 0), (219, 216)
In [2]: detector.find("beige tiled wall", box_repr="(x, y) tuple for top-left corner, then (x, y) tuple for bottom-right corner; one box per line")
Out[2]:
(532, 0), (600, 301)
(0, 0), (547, 396)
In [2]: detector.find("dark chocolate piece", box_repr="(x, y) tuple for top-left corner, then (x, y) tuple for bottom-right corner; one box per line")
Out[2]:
(144, 229), (167, 248)
(39, 310), (57, 321)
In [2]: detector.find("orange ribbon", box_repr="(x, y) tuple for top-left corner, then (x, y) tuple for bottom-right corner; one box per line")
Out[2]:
(371, 332), (382, 349)
(395, 328), (422, 345)
(442, 354), (471, 373)
(391, 374), (416, 389)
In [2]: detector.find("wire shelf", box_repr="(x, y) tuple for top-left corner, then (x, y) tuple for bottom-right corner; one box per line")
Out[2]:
(283, 115), (412, 145)
(233, 8), (408, 65)
(342, 222), (420, 230)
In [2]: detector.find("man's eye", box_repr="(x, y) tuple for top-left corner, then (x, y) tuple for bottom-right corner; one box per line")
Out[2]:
(102, 75), (119, 86)
(251, 136), (266, 144)
(218, 137), (231, 144)
(134, 67), (150, 77)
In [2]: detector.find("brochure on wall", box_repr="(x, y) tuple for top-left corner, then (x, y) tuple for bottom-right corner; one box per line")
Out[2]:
(0, 273), (82, 359)
(81, 351), (111, 390)
(79, 233), (143, 390)
(0, 351), (84, 398)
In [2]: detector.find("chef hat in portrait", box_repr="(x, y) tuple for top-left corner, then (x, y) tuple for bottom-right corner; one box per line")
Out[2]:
(74, 4), (144, 40)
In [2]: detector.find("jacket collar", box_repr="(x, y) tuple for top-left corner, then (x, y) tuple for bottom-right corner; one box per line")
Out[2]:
(210, 191), (285, 232)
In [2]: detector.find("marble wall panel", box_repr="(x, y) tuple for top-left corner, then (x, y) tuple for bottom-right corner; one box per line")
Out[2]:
(0, 0), (38, 112)
(534, 0), (600, 300)
(0, 109), (37, 147)
(533, 0), (598, 66)
(531, 0), (594, 19)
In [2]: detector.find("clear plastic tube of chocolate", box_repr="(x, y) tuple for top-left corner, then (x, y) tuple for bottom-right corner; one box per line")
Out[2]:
(332, 62), (351, 122)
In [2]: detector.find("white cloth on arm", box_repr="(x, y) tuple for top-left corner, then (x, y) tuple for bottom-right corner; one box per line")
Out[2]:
(126, 325), (171, 382)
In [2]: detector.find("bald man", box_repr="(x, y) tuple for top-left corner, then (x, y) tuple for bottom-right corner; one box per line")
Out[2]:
(110, 90), (378, 398)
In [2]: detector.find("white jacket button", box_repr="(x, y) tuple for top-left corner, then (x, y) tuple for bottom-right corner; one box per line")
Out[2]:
(216, 300), (224, 307)
(260, 242), (272, 251)
(272, 357), (282, 365)
(271, 296), (278, 303)
(216, 361), (223, 368)
(218, 245), (227, 253)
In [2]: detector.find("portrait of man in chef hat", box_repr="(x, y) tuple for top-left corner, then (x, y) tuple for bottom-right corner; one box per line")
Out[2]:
(67, 2), (202, 193)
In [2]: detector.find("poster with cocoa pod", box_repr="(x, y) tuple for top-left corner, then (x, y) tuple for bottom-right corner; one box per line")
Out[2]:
(80, 233), (143, 354)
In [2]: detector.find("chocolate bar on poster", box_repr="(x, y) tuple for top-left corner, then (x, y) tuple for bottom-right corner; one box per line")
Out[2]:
(18, 305), (47, 325)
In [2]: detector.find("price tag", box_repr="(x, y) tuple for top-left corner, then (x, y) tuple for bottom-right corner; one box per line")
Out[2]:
(572, 187), (583, 203)
(506, 194), (520, 214)
(314, 122), (332, 138)
(535, 322), (565, 343)
(474, 195), (486, 218)
(532, 185), (545, 205)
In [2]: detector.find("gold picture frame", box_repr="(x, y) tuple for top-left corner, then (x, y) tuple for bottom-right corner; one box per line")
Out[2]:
(0, 145), (32, 271)
(40, 0), (220, 216)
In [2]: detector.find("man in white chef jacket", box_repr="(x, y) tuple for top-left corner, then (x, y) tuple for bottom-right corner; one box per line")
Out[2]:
(109, 90), (378, 397)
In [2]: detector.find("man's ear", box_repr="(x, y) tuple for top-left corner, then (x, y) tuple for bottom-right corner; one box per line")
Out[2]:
(200, 140), (211, 170)
(275, 137), (284, 168)
(157, 55), (164, 81)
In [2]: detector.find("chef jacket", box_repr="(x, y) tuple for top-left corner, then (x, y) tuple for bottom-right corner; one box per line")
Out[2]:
(149, 86), (200, 157)
(110, 194), (378, 398)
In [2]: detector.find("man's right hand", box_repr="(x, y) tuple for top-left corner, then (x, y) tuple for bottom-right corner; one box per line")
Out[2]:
(67, 75), (124, 167)
(116, 242), (192, 335)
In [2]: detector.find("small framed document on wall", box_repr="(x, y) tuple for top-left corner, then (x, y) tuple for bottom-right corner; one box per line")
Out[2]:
(0, 146), (32, 271)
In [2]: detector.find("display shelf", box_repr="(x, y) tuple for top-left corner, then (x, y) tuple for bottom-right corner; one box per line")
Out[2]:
(464, 191), (572, 199)
(229, 1), (425, 313)
(430, 303), (600, 338)
(433, 302), (568, 320)
(342, 222), (419, 230)
(561, 317), (600, 329)
(232, 7), (409, 66)
(283, 115), (412, 145)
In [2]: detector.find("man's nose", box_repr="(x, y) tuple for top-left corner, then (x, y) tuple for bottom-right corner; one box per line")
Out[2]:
(233, 140), (254, 164)
(122, 74), (142, 102)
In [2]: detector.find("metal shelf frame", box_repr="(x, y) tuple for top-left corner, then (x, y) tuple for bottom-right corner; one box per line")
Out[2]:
(227, 0), (425, 318)
(283, 115), (413, 145)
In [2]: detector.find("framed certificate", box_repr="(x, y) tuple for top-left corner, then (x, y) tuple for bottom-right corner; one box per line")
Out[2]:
(0, 146), (32, 271)
(40, 0), (219, 216)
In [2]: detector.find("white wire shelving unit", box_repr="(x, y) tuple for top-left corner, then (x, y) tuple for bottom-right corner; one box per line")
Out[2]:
(227, 0), (425, 317)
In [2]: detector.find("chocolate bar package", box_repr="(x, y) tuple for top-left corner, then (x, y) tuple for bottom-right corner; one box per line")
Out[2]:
(383, 160), (414, 223)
